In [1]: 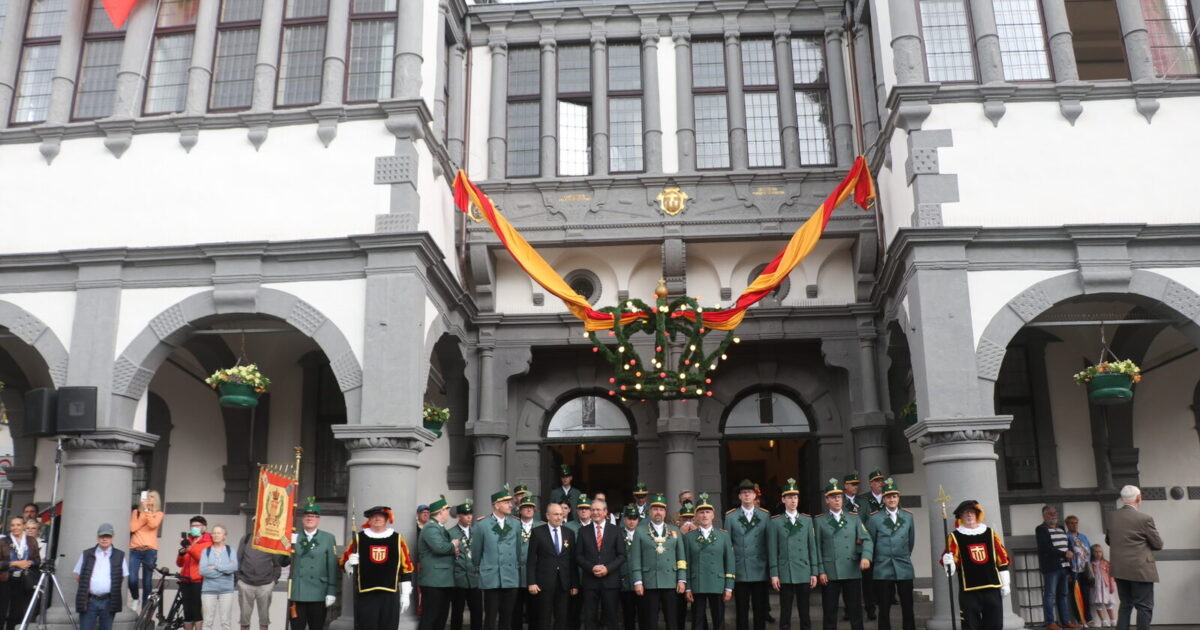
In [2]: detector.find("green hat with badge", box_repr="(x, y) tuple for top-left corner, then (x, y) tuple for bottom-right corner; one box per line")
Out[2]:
(869, 470), (886, 482)
(632, 481), (649, 496)
(882, 478), (900, 496)
(456, 500), (473, 515)
(559, 464), (573, 477)
(622, 504), (640, 520)
(576, 493), (591, 509)
(824, 478), (845, 496)
(513, 483), (530, 497)
(679, 501), (696, 518)
(649, 492), (668, 508)
(696, 493), (715, 512)
(735, 478), (757, 493)
(519, 494), (538, 509)
(491, 486), (513, 504)
(781, 478), (800, 497)
(429, 495), (449, 513)
(303, 496), (321, 515)
(843, 471), (860, 484)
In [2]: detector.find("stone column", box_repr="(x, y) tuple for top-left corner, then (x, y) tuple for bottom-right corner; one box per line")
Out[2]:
(672, 25), (695, 171)
(330, 426), (431, 630)
(773, 26), (800, 169)
(469, 344), (503, 511)
(45, 0), (88, 124)
(486, 38), (508, 179)
(320, 0), (350, 105)
(110, 0), (158, 119)
(44, 430), (157, 629)
(640, 24), (663, 173)
(823, 24), (853, 168)
(657, 399), (700, 511)
(539, 36), (557, 178)
(888, 0), (926, 85)
(0, 0), (32, 127)
(822, 334), (889, 478)
(853, 23), (881, 149)
(722, 29), (748, 170)
(250, 0), (284, 111)
(1114, 0), (1156, 80)
(968, 0), (1006, 82)
(1040, 0), (1079, 81)
(590, 32), (609, 177)
(184, 0), (221, 114)
(431, 2), (449, 141)
(447, 43), (467, 166)
(393, 0), (423, 99)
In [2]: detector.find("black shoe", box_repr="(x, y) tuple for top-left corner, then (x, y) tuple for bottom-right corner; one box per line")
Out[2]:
(767, 614), (777, 623)
(867, 612), (877, 621)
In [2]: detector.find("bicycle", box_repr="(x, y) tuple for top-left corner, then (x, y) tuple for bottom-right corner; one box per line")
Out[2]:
(134, 565), (186, 630)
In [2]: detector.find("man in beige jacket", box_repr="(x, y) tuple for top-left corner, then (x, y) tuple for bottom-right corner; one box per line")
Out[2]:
(1105, 486), (1162, 630)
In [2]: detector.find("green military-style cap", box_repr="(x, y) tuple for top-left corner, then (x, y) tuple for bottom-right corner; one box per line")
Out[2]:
(456, 500), (473, 515)
(576, 493), (591, 509)
(633, 481), (649, 496)
(679, 501), (696, 518)
(842, 471), (860, 484)
(882, 478), (900, 496)
(781, 478), (800, 497)
(622, 504), (640, 519)
(559, 464), (573, 477)
(649, 492), (668, 508)
(302, 496), (321, 515)
(735, 478), (757, 492)
(429, 495), (449, 513)
(519, 494), (538, 509)
(869, 470), (886, 482)
(513, 483), (530, 497)
(491, 489), (512, 504)
(824, 478), (844, 496)
(696, 493), (715, 512)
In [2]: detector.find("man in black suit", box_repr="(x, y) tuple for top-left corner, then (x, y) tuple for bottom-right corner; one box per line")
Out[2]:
(527, 503), (578, 629)
(576, 498), (625, 630)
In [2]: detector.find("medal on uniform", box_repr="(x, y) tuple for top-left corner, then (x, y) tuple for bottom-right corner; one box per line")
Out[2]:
(650, 524), (667, 554)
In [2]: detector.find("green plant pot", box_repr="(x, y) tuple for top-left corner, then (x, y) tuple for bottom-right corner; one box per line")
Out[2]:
(422, 418), (444, 437)
(218, 383), (260, 408)
(1086, 373), (1134, 405)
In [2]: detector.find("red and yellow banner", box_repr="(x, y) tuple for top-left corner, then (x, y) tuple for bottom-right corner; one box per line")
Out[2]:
(453, 158), (875, 331)
(251, 468), (297, 555)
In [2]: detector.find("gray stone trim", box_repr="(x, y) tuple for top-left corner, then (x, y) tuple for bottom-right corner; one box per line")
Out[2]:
(774, 25), (800, 170)
(447, 42), (467, 166)
(394, 0), (424, 100)
(967, 0), (1006, 84)
(331, 424), (436, 451)
(0, 300), (71, 387)
(185, 0), (220, 118)
(824, 21), (853, 168)
(640, 22), (663, 174)
(672, 21), (695, 172)
(852, 22), (881, 151)
(540, 35), (558, 178)
(432, 2), (450, 143)
(723, 26), (748, 171)
(252, 0), (285, 114)
(321, 0), (351, 112)
(1040, 0), (1078, 83)
(591, 29), (610, 177)
(888, 0), (925, 85)
(45, 0), (88, 125)
(487, 36), (508, 179)
(904, 129), (957, 228)
(110, 0), (158, 125)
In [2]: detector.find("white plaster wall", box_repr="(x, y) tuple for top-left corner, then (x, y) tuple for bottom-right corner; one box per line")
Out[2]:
(0, 121), (394, 254)
(869, 1), (898, 92)
(153, 364), (226, 504)
(929, 98), (1200, 226)
(878, 133), (913, 244)
(421, 171), (464, 282)
(967, 270), (1068, 351)
(1150, 562), (1200, 624)
(261, 280), (367, 366)
(114, 287), (209, 360)
(893, 441), (934, 585)
(1061, 501), (1103, 541)
(0, 292), (77, 351)
(468, 45), (492, 181)
(1043, 332), (1098, 488)
(658, 36), (679, 174)
(1008, 503), (1046, 534)
(493, 245), (657, 314)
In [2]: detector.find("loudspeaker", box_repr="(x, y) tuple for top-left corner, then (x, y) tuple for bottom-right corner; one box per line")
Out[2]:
(19, 388), (57, 438)
(56, 386), (97, 433)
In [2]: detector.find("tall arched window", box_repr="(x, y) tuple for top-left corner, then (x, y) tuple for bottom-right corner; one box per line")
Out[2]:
(724, 389), (811, 436)
(11, 0), (67, 124)
(546, 395), (631, 440)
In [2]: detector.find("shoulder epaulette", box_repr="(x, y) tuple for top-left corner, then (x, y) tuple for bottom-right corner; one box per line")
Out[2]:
(800, 513), (811, 517)
(725, 508), (737, 515)
(901, 508), (913, 514)
(718, 528), (728, 533)
(870, 510), (880, 516)
(771, 514), (782, 519)
(815, 513), (829, 519)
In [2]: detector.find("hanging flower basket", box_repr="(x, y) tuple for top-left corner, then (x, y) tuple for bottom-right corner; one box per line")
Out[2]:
(205, 364), (271, 408)
(423, 402), (449, 437)
(1073, 360), (1140, 406)
(900, 400), (918, 426)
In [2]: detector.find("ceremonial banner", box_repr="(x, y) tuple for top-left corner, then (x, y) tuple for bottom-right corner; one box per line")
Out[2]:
(252, 449), (303, 555)
(453, 156), (875, 331)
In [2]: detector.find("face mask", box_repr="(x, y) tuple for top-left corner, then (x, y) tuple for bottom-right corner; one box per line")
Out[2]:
(189, 527), (202, 537)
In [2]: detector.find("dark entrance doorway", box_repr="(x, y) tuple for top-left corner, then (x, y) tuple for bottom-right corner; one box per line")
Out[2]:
(723, 438), (819, 515)
(546, 442), (638, 510)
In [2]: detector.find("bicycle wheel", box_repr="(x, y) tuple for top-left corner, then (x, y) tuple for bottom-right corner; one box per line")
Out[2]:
(134, 604), (157, 630)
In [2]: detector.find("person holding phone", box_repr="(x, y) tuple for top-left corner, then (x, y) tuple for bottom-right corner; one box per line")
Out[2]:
(129, 490), (163, 612)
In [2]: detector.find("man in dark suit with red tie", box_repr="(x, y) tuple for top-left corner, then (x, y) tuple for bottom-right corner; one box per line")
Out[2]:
(576, 498), (625, 630)
(527, 503), (578, 629)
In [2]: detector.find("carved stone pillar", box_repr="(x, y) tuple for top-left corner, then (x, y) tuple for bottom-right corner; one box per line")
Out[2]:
(722, 29), (748, 170)
(330, 426), (434, 630)
(44, 430), (157, 629)
(672, 25), (695, 172)
(906, 417), (1023, 630)
(657, 399), (700, 515)
(487, 38), (509, 179)
(640, 23), (663, 173)
(773, 26), (800, 169)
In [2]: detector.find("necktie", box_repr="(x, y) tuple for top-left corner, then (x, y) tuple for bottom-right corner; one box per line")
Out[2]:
(553, 527), (561, 555)
(596, 524), (604, 550)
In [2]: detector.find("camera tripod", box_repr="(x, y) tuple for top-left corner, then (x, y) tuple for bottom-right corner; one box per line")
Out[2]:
(19, 438), (78, 630)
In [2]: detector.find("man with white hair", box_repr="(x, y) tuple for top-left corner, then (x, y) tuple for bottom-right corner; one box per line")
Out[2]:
(1105, 486), (1162, 630)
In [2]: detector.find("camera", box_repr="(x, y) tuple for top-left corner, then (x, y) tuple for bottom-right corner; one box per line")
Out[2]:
(180, 532), (192, 548)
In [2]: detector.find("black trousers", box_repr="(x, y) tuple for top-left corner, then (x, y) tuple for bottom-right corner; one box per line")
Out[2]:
(733, 582), (767, 630)
(582, 588), (619, 630)
(958, 587), (1002, 630)
(451, 587), (483, 630)
(1115, 579), (1153, 630)
(640, 588), (679, 630)
(778, 582), (812, 630)
(534, 583), (570, 630)
(691, 592), (725, 630)
(676, 593), (689, 630)
(289, 600), (327, 630)
(355, 590), (401, 630)
(483, 588), (519, 630)
(6, 579), (34, 629)
(421, 586), (453, 630)
(875, 580), (914, 630)
(861, 568), (876, 616)
(513, 587), (539, 630)
(568, 588), (583, 630)
(822, 579), (863, 630)
(620, 591), (638, 630)
(179, 581), (203, 623)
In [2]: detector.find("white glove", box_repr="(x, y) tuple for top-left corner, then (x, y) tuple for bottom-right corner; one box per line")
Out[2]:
(291, 533), (298, 544)
(942, 553), (956, 576)
(400, 582), (413, 614)
(346, 553), (359, 568)
(1000, 570), (1011, 597)
(325, 595), (336, 607)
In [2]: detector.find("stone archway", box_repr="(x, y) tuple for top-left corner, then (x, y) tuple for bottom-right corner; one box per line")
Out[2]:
(109, 287), (364, 428)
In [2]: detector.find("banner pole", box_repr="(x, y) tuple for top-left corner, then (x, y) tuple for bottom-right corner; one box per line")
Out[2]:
(293, 446), (303, 482)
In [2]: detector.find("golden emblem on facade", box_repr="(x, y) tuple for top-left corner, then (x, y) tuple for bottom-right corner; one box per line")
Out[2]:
(656, 187), (689, 216)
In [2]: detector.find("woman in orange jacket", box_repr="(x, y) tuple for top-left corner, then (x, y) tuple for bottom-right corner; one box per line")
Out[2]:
(129, 490), (164, 611)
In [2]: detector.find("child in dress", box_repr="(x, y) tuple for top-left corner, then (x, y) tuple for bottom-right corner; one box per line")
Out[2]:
(1090, 544), (1117, 626)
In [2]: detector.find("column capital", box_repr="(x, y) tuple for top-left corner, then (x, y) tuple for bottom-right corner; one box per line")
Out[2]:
(332, 424), (434, 452)
(904, 416), (1012, 448)
(65, 429), (158, 453)
(642, 32), (659, 48)
(672, 31), (690, 45)
(824, 26), (844, 42)
(724, 30), (739, 46)
(591, 33), (606, 50)
(540, 38), (556, 53)
(488, 40), (508, 55)
(773, 26), (791, 45)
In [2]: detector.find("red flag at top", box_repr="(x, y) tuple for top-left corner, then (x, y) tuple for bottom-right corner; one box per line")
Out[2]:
(103, 0), (140, 29)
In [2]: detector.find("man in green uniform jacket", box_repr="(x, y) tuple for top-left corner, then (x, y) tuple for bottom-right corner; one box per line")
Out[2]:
(619, 505), (641, 630)
(684, 493), (734, 630)
(449, 501), (481, 630)
(472, 489), (522, 630)
(289, 499), (339, 630)
(768, 479), (818, 630)
(548, 466), (583, 520)
(419, 496), (458, 630)
(725, 479), (771, 630)
(630, 493), (685, 630)
(866, 479), (915, 630)
(816, 478), (873, 630)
